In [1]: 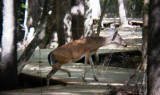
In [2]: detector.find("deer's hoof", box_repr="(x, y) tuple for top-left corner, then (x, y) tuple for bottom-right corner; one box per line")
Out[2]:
(82, 77), (87, 82)
(68, 72), (71, 77)
(94, 76), (99, 81)
(47, 80), (50, 86)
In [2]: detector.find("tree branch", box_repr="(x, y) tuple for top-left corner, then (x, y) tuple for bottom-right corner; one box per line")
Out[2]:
(17, 0), (49, 74)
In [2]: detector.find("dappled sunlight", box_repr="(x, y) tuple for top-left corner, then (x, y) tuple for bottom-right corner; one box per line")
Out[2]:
(63, 13), (71, 42)
(23, 65), (40, 71)
(0, 0), (145, 93)
(87, 82), (124, 86)
(71, 2), (84, 15)
(46, 85), (109, 95)
(18, 46), (143, 94)
(50, 92), (77, 95)
(61, 68), (83, 72)
(124, 36), (142, 39)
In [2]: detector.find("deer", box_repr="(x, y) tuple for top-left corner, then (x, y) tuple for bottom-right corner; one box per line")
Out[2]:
(46, 30), (127, 86)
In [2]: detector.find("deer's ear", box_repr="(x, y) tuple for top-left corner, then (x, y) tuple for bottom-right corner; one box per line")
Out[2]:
(112, 30), (118, 41)
(115, 30), (118, 34)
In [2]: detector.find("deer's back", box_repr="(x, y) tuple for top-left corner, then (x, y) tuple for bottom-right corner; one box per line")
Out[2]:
(52, 37), (104, 63)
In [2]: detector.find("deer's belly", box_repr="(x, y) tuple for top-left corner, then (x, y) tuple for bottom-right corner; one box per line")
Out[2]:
(71, 54), (85, 62)
(71, 51), (96, 63)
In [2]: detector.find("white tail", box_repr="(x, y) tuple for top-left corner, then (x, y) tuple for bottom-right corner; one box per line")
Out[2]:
(47, 30), (127, 86)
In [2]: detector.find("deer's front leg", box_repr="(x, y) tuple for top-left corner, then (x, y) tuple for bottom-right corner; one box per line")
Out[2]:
(89, 56), (98, 81)
(82, 52), (90, 81)
(95, 51), (99, 65)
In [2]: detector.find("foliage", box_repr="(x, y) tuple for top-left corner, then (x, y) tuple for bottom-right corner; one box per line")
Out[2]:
(100, 0), (143, 18)
(21, 3), (26, 9)
(100, 0), (118, 17)
(16, 0), (26, 41)
(17, 0), (26, 24)
(127, 0), (143, 17)
(143, 2), (149, 14)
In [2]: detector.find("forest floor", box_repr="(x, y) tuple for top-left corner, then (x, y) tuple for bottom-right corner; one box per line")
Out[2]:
(1, 27), (143, 95)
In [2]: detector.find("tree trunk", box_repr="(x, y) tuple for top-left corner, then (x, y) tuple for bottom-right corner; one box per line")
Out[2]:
(39, 0), (57, 48)
(141, 1), (149, 95)
(23, 0), (45, 49)
(90, 0), (101, 19)
(18, 19), (47, 74)
(96, 0), (107, 36)
(84, 0), (94, 37)
(118, 0), (129, 27)
(71, 0), (84, 40)
(18, 0), (49, 74)
(56, 0), (71, 47)
(22, 0), (29, 49)
(0, 0), (17, 90)
(0, 0), (2, 46)
(147, 0), (160, 94)
(142, 0), (149, 70)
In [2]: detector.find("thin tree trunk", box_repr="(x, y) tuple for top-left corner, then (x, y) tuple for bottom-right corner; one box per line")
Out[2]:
(96, 0), (107, 36)
(118, 0), (129, 27)
(142, 1), (149, 95)
(71, 0), (84, 40)
(56, 0), (71, 47)
(84, 0), (93, 37)
(23, 0), (29, 49)
(0, 0), (17, 90)
(18, 18), (47, 74)
(40, 0), (72, 48)
(22, 0), (45, 49)
(142, 0), (149, 70)
(0, 0), (2, 46)
(39, 0), (57, 48)
(90, 0), (101, 19)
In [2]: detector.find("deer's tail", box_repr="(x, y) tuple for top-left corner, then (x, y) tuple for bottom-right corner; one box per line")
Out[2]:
(48, 52), (57, 66)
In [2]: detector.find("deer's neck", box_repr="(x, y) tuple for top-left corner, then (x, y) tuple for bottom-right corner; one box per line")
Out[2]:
(101, 36), (113, 46)
(85, 36), (113, 48)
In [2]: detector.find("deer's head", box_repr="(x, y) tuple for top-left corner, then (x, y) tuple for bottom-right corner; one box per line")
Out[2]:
(112, 30), (127, 47)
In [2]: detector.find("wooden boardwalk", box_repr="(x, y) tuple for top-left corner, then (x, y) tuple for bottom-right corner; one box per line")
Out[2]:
(1, 57), (143, 95)
(1, 29), (143, 95)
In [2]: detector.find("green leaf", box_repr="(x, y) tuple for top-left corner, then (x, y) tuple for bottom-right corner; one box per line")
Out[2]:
(21, 3), (27, 9)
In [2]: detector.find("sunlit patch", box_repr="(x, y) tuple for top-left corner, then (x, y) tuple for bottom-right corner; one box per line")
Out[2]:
(71, 3), (84, 15)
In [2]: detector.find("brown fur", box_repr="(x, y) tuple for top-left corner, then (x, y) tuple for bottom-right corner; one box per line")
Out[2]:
(47, 32), (127, 86)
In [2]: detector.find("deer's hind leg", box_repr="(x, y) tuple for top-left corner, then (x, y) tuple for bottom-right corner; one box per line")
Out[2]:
(47, 63), (71, 86)
(59, 67), (71, 77)
(47, 63), (61, 86)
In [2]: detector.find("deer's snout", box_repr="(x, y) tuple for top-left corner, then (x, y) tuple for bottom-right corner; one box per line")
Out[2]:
(124, 44), (127, 47)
